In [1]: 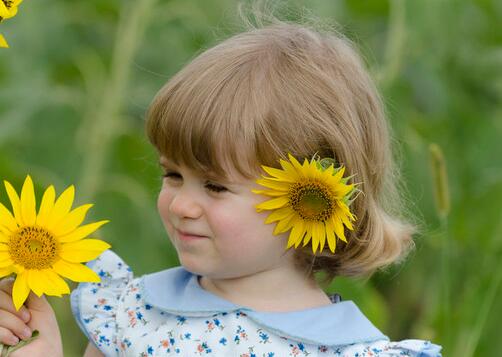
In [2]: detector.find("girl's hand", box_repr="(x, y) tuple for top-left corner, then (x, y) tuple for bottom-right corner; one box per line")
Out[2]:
(0, 278), (63, 357)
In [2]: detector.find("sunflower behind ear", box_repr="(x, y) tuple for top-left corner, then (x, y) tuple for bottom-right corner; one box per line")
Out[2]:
(253, 153), (358, 254)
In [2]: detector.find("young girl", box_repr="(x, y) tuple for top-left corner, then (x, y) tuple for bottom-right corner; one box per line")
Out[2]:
(0, 20), (442, 356)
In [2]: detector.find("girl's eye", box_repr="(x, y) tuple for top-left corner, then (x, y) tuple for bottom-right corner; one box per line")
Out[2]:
(205, 182), (228, 193)
(162, 172), (227, 193)
(162, 171), (182, 180)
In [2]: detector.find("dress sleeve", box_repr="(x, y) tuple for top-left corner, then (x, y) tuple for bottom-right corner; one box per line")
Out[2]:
(382, 339), (442, 356)
(341, 339), (442, 356)
(70, 250), (134, 357)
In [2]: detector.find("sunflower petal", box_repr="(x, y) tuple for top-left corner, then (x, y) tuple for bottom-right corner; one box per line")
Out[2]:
(333, 183), (353, 197)
(0, 266), (14, 278)
(273, 212), (296, 235)
(27, 269), (46, 297)
(318, 223), (327, 252)
(43, 269), (70, 296)
(255, 196), (289, 211)
(278, 158), (297, 174)
(311, 222), (325, 253)
(0, 34), (7, 48)
(333, 217), (347, 243)
(0, 258), (13, 268)
(325, 221), (337, 253)
(52, 259), (100, 283)
(36, 185), (56, 227)
(338, 207), (354, 230)
(12, 271), (30, 311)
(0, 231), (9, 243)
(255, 178), (291, 191)
(0, 2), (9, 18)
(264, 206), (292, 224)
(60, 239), (111, 263)
(251, 189), (287, 197)
(0, 202), (18, 233)
(20, 175), (37, 226)
(302, 221), (313, 247)
(261, 165), (298, 182)
(51, 204), (93, 237)
(58, 220), (109, 243)
(4, 180), (22, 226)
(286, 220), (305, 249)
(45, 185), (75, 229)
(332, 166), (346, 182)
(288, 153), (304, 173)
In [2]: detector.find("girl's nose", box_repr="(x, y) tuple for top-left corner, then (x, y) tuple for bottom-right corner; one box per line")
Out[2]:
(168, 189), (203, 219)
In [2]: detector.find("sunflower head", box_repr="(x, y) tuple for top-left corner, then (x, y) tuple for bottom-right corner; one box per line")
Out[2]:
(0, 175), (110, 310)
(253, 153), (359, 254)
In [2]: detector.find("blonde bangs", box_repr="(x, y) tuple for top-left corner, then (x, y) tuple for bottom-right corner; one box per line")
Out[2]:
(145, 42), (279, 180)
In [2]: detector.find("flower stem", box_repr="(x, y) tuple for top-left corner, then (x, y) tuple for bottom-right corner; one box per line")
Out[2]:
(0, 330), (39, 357)
(78, 0), (156, 201)
(440, 215), (451, 348)
(463, 225), (502, 357)
(429, 143), (451, 347)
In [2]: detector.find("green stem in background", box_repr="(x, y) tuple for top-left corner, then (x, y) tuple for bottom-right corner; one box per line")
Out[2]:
(429, 143), (451, 348)
(439, 215), (450, 349)
(376, 0), (406, 88)
(463, 219), (502, 357)
(78, 0), (156, 202)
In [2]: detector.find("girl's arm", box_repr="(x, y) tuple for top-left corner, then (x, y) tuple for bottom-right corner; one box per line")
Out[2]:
(83, 342), (105, 357)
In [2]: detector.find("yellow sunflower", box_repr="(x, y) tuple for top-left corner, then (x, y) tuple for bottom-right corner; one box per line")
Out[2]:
(0, 0), (23, 48)
(0, 175), (110, 310)
(253, 153), (358, 254)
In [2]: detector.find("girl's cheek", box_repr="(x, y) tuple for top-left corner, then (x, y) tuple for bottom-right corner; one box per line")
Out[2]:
(157, 190), (172, 222)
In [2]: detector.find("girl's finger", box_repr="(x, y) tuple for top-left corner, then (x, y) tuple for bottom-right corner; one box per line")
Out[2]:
(0, 310), (32, 341)
(0, 277), (14, 292)
(0, 326), (20, 346)
(0, 283), (31, 323)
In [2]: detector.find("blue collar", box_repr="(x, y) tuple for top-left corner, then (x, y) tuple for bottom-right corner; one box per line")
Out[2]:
(140, 267), (388, 347)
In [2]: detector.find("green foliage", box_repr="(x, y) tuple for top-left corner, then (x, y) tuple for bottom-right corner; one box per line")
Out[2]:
(0, 0), (501, 356)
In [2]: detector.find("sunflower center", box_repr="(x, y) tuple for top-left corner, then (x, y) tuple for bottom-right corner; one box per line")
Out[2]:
(289, 180), (335, 222)
(8, 226), (59, 269)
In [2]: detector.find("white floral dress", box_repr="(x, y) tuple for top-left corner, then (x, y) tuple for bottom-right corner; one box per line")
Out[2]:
(71, 250), (442, 356)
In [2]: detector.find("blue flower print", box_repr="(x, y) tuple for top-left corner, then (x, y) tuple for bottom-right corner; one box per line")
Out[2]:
(258, 329), (270, 344)
(196, 341), (212, 354)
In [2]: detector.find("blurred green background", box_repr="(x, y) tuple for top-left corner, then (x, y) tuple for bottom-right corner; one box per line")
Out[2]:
(1, 0), (501, 356)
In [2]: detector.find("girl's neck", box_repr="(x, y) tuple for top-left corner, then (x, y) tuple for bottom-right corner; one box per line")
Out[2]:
(198, 267), (332, 313)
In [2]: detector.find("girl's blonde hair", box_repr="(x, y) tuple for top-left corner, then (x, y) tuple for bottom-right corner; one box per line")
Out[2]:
(146, 20), (415, 281)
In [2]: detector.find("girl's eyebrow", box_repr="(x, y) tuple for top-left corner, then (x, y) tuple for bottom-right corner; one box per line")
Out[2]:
(158, 157), (176, 167)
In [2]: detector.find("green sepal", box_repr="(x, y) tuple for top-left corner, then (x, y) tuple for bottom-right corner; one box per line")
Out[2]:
(0, 330), (40, 357)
